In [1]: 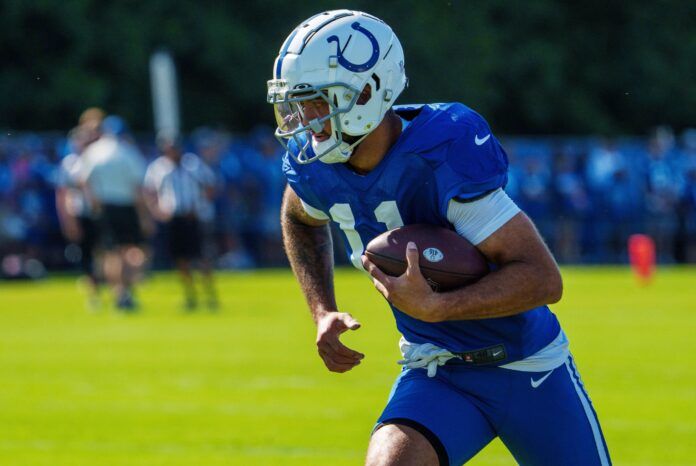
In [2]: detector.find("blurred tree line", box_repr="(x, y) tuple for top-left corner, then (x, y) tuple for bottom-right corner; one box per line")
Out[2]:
(0, 0), (693, 134)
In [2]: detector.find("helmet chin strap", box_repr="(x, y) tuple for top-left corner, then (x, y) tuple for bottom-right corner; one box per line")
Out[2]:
(314, 132), (370, 164)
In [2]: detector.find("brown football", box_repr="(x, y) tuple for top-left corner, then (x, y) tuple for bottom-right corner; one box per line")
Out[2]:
(364, 224), (488, 292)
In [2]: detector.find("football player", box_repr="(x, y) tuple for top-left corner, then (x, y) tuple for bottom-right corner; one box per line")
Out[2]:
(268, 10), (611, 466)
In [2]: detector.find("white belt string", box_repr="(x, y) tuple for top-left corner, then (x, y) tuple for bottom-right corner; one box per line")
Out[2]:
(398, 337), (458, 378)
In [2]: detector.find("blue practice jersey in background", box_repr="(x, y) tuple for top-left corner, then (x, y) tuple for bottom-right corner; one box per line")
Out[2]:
(283, 103), (561, 363)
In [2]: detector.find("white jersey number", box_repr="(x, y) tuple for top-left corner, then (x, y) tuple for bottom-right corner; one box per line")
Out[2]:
(328, 201), (403, 269)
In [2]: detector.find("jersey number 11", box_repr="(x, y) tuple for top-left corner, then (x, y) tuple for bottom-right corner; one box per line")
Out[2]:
(328, 201), (403, 269)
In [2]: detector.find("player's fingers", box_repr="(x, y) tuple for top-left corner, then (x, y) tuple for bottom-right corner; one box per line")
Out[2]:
(317, 326), (361, 356)
(372, 278), (390, 299)
(329, 362), (359, 373)
(339, 312), (361, 330)
(361, 256), (393, 297)
(330, 338), (366, 360)
(360, 254), (371, 271)
(327, 314), (359, 334)
(405, 242), (421, 278)
(361, 255), (391, 285)
(319, 349), (361, 372)
(320, 336), (365, 360)
(321, 348), (361, 364)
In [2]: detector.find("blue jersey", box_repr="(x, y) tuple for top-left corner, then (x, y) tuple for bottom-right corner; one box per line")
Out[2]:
(283, 103), (561, 363)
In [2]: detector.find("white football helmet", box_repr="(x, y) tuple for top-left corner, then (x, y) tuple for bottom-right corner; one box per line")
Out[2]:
(267, 10), (408, 164)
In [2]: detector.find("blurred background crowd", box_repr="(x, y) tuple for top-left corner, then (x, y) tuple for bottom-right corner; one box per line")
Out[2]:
(0, 122), (287, 279)
(0, 1), (693, 279)
(1, 122), (694, 280)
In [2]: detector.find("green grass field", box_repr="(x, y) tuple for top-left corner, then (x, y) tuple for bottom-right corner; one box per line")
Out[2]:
(1, 267), (695, 466)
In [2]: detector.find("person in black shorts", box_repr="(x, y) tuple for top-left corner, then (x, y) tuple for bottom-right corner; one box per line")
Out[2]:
(144, 131), (218, 310)
(99, 203), (144, 249)
(80, 116), (152, 311)
(167, 214), (202, 261)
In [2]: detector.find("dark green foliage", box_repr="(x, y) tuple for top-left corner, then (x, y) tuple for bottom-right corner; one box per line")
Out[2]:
(0, 0), (693, 133)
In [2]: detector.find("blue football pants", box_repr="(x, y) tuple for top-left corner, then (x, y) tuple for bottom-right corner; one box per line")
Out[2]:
(375, 355), (611, 466)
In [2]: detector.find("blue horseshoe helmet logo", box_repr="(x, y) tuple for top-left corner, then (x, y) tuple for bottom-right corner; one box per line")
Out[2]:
(326, 22), (380, 72)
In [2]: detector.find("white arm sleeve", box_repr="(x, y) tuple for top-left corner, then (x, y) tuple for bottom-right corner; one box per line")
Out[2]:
(446, 188), (520, 245)
(300, 199), (330, 220)
(143, 163), (158, 191)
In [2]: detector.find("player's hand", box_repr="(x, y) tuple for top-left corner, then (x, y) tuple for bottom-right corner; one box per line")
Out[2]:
(362, 242), (442, 323)
(315, 311), (364, 373)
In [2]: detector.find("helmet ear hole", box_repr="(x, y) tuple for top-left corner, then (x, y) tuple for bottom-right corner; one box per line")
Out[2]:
(356, 83), (372, 106)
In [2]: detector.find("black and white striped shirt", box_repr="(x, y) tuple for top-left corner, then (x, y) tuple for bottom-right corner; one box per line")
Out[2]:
(144, 153), (216, 220)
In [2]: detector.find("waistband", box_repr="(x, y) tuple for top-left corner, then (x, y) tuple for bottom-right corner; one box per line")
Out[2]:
(447, 344), (508, 366)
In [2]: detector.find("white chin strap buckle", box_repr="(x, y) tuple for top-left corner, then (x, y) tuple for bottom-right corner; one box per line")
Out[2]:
(312, 136), (352, 164)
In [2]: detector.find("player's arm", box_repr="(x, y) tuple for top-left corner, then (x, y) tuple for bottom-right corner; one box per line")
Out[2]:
(433, 211), (562, 320)
(142, 186), (167, 222)
(130, 154), (155, 237)
(142, 169), (170, 223)
(130, 185), (153, 237)
(281, 185), (335, 317)
(55, 186), (81, 242)
(281, 185), (364, 372)
(78, 155), (101, 215)
(363, 206), (563, 322)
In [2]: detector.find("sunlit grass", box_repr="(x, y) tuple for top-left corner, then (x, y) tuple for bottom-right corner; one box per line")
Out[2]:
(0, 266), (694, 465)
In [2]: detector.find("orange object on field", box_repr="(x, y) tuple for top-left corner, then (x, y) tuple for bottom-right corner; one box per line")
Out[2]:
(628, 234), (656, 284)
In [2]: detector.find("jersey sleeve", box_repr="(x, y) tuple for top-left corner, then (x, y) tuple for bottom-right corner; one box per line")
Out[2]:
(282, 152), (328, 216)
(435, 113), (509, 216)
(300, 199), (330, 220)
(446, 188), (520, 245)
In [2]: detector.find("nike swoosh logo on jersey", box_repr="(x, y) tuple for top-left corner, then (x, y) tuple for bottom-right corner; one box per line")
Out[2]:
(474, 134), (491, 145)
(530, 370), (554, 388)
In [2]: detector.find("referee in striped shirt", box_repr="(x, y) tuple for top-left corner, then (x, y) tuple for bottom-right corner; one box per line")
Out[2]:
(144, 131), (218, 310)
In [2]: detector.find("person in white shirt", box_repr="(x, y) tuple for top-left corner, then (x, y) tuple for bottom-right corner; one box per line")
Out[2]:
(144, 131), (218, 310)
(56, 121), (102, 307)
(80, 116), (153, 311)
